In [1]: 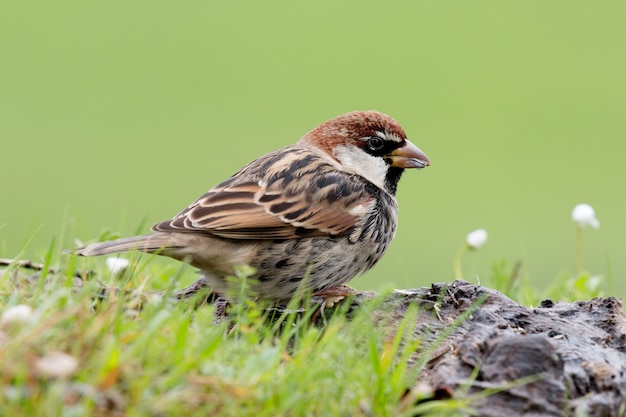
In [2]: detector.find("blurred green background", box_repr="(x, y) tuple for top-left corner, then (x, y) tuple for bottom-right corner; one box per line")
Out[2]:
(1, 1), (625, 294)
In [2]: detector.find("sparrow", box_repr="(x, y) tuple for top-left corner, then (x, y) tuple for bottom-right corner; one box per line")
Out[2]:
(76, 111), (430, 302)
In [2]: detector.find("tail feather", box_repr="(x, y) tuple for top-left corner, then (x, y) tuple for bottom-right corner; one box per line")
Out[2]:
(75, 234), (178, 257)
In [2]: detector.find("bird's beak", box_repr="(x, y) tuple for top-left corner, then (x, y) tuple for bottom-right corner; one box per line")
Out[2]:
(387, 140), (430, 169)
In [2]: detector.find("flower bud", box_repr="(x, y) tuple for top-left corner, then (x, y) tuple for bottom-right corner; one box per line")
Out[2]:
(35, 351), (78, 379)
(106, 257), (130, 275)
(1, 304), (33, 328)
(571, 204), (600, 228)
(466, 229), (488, 250)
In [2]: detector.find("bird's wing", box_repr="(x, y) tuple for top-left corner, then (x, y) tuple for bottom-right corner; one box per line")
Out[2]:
(152, 148), (376, 240)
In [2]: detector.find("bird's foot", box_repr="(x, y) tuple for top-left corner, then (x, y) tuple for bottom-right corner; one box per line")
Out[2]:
(313, 285), (357, 308)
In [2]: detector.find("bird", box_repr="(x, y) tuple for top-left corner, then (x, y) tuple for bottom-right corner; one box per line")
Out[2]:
(75, 111), (430, 302)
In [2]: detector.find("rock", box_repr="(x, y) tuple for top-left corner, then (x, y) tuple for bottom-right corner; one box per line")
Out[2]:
(385, 281), (626, 417)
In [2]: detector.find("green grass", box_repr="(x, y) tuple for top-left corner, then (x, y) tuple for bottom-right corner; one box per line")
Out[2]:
(0, 230), (612, 417)
(0, 254), (435, 416)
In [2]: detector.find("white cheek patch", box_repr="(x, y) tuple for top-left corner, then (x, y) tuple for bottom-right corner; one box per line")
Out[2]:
(333, 145), (388, 190)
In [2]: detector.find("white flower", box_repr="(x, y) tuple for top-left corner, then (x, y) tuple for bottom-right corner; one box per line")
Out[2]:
(466, 229), (488, 250)
(106, 257), (130, 275)
(35, 351), (78, 379)
(1, 304), (33, 328)
(571, 204), (600, 228)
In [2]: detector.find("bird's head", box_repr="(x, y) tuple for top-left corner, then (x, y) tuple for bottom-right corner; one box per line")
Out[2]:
(300, 110), (430, 194)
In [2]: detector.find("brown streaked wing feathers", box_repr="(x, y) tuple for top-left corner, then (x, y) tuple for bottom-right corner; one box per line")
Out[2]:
(152, 148), (375, 240)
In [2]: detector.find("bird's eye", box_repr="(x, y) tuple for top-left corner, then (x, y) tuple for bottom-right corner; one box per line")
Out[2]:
(367, 136), (385, 151)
